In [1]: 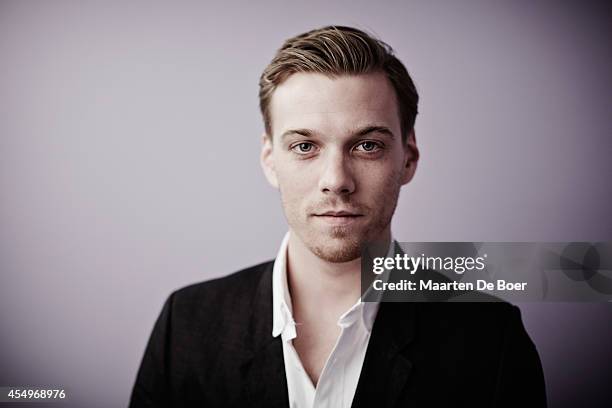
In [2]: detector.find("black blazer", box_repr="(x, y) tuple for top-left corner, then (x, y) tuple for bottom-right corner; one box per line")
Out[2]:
(130, 261), (546, 407)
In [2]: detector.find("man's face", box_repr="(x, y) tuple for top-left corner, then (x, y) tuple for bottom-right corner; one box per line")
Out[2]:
(261, 72), (418, 263)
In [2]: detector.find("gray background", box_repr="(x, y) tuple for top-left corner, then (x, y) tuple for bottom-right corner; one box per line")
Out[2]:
(1, 0), (610, 407)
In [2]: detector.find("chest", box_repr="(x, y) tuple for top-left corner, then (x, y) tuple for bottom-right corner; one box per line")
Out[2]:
(292, 321), (341, 385)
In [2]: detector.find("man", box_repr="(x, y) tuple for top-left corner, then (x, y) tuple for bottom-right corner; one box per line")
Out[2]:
(130, 26), (546, 407)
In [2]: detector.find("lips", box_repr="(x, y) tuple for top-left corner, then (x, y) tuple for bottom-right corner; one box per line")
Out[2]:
(312, 210), (364, 226)
(318, 210), (362, 217)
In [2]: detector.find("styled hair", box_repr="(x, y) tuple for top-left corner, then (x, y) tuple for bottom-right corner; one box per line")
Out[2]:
(258, 25), (419, 140)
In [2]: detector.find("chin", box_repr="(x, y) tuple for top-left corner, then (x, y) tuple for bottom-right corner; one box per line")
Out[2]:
(308, 234), (363, 263)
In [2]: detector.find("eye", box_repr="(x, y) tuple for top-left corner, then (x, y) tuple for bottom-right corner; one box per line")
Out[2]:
(355, 141), (382, 153)
(291, 142), (316, 154)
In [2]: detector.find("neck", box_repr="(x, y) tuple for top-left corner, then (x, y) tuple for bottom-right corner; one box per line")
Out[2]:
(286, 230), (391, 321)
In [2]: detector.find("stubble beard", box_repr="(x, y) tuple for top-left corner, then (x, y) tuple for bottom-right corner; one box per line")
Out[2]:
(281, 174), (403, 263)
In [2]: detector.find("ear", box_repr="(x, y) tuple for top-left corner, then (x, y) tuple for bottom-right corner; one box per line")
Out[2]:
(260, 133), (279, 188)
(400, 129), (419, 185)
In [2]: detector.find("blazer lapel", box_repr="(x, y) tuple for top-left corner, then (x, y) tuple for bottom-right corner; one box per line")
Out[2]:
(237, 259), (417, 408)
(240, 262), (289, 407)
(352, 301), (417, 408)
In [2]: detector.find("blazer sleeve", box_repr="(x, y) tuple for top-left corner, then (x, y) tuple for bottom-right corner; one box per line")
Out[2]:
(494, 305), (547, 407)
(129, 294), (174, 408)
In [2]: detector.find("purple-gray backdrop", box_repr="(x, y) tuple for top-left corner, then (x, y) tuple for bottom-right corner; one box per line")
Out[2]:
(1, 1), (610, 407)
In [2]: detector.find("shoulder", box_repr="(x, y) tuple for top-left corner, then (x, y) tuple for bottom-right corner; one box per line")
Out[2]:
(414, 300), (520, 330)
(407, 301), (530, 363)
(168, 260), (274, 313)
(148, 260), (275, 355)
(379, 300), (521, 346)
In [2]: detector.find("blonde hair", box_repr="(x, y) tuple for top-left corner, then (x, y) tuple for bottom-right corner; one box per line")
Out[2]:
(259, 25), (419, 140)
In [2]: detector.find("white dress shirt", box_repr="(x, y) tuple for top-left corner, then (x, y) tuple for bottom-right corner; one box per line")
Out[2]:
(271, 231), (386, 408)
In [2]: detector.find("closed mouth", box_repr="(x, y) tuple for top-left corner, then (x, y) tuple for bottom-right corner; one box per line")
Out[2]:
(315, 211), (362, 217)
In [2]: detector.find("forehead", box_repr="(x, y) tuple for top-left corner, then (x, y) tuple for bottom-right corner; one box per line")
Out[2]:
(269, 72), (401, 138)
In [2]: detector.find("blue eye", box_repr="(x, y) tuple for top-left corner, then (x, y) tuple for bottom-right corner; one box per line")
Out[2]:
(292, 142), (315, 154)
(356, 141), (381, 152)
(298, 143), (312, 152)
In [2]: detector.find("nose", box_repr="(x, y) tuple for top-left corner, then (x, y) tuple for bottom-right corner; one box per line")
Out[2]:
(318, 149), (355, 195)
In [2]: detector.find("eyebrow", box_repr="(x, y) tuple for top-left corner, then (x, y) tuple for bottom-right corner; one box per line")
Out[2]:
(280, 128), (314, 139)
(280, 125), (395, 140)
(355, 125), (395, 139)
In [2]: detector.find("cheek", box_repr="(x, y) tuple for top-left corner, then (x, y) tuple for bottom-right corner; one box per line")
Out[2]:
(278, 171), (308, 193)
(276, 158), (318, 187)
(355, 160), (403, 191)
(276, 164), (315, 206)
